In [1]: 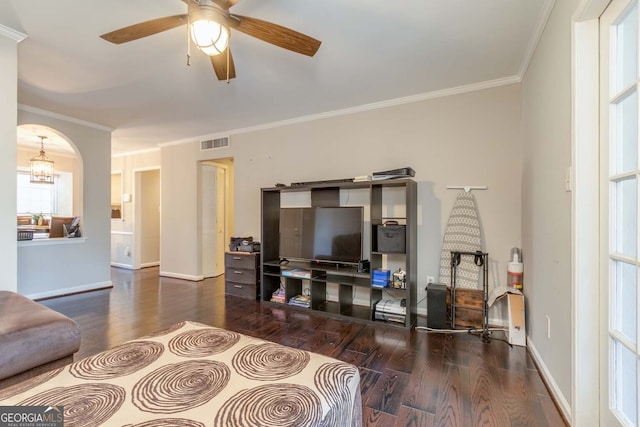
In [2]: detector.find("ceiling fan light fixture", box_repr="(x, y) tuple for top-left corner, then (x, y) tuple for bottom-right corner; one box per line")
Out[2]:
(189, 5), (229, 56)
(30, 136), (55, 184)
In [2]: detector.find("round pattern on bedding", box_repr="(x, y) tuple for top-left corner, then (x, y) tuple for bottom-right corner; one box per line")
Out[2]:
(213, 383), (323, 427)
(18, 383), (125, 427)
(69, 341), (164, 380)
(168, 328), (240, 357)
(232, 343), (310, 380)
(132, 360), (230, 414)
(124, 419), (205, 427)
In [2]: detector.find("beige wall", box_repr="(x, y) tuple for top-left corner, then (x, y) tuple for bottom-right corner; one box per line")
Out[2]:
(161, 83), (523, 316)
(110, 150), (160, 268)
(0, 33), (18, 292)
(140, 169), (160, 266)
(521, 0), (580, 413)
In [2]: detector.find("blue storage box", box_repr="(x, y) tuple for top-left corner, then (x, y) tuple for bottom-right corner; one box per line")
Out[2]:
(372, 269), (391, 287)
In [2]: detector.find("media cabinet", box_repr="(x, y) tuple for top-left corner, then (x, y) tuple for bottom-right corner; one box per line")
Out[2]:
(260, 178), (417, 328)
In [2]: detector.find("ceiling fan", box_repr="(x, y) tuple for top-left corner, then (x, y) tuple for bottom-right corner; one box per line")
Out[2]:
(100, 0), (321, 81)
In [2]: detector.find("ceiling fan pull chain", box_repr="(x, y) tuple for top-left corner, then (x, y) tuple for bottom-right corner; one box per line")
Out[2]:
(186, 15), (192, 66)
(226, 46), (230, 83)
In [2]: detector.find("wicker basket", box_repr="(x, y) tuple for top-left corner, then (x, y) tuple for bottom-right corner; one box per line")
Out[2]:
(17, 230), (34, 241)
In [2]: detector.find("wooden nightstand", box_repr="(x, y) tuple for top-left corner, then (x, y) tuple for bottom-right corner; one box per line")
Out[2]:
(224, 252), (260, 300)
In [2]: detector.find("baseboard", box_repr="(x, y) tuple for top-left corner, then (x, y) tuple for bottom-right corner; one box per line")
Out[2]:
(141, 261), (160, 268)
(111, 262), (134, 269)
(26, 281), (113, 300)
(527, 338), (572, 424)
(159, 271), (204, 281)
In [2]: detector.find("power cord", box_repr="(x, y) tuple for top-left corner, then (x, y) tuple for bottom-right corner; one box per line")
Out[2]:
(415, 325), (508, 334)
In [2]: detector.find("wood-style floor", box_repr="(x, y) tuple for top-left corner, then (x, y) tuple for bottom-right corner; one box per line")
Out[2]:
(32, 267), (566, 427)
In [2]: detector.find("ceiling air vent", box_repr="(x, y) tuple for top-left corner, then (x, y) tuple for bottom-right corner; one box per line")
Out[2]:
(200, 137), (229, 151)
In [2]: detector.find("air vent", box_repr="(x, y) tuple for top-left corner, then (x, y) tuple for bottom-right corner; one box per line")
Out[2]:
(200, 137), (229, 150)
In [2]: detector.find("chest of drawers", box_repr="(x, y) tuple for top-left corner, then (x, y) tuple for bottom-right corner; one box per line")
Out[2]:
(224, 251), (260, 300)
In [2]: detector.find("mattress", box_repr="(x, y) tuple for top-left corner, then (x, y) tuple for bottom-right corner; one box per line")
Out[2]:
(0, 321), (362, 427)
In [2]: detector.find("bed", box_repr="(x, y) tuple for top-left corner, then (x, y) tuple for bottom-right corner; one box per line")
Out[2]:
(0, 321), (362, 427)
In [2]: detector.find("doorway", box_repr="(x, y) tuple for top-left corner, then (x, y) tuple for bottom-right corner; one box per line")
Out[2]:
(200, 159), (234, 278)
(134, 168), (160, 269)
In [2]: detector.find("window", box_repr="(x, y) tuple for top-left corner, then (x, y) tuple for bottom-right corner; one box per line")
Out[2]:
(16, 169), (73, 217)
(601, 1), (640, 424)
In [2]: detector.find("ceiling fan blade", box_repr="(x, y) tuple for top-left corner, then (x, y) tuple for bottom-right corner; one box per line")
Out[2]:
(230, 15), (321, 57)
(211, 48), (237, 80)
(100, 15), (187, 44)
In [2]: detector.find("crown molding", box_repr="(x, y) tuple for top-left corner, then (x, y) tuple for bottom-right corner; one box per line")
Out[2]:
(18, 104), (113, 132)
(519, 0), (557, 78)
(112, 147), (160, 158)
(0, 24), (27, 42)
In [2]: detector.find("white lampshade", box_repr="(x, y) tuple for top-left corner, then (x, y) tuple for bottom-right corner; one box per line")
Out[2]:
(189, 5), (229, 56)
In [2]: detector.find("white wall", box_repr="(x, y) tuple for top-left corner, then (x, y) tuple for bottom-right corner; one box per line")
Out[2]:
(0, 32), (18, 292)
(161, 83), (523, 317)
(521, 0), (580, 414)
(17, 109), (112, 298)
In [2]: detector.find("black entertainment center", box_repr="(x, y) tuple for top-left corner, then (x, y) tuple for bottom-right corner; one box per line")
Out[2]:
(261, 178), (417, 328)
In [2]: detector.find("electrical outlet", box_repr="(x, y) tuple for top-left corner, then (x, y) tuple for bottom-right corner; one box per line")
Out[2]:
(546, 315), (551, 339)
(427, 276), (435, 284)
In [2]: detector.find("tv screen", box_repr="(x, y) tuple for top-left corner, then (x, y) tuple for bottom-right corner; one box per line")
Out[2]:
(279, 207), (363, 264)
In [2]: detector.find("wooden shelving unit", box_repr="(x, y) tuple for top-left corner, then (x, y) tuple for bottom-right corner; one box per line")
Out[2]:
(260, 178), (417, 328)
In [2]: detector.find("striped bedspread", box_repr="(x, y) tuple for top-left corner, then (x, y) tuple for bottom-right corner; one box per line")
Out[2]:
(0, 321), (362, 427)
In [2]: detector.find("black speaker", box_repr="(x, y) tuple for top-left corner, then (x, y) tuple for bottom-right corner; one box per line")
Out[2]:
(427, 283), (448, 329)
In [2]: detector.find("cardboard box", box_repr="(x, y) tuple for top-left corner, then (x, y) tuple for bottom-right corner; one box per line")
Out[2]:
(506, 293), (526, 346)
(488, 286), (526, 346)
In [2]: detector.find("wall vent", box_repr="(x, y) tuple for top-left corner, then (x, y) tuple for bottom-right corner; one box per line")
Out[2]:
(201, 137), (229, 150)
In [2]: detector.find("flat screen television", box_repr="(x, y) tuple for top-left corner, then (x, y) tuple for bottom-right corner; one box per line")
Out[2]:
(279, 207), (363, 265)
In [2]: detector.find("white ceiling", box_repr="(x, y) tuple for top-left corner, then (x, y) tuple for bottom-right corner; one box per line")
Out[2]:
(3, 0), (548, 155)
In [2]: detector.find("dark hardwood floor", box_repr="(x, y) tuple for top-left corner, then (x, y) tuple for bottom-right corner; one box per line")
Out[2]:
(31, 267), (566, 427)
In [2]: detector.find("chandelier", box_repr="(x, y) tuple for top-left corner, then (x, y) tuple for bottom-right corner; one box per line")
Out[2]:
(30, 136), (55, 184)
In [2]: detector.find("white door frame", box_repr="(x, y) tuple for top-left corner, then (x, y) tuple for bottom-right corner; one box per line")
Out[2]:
(572, 0), (611, 425)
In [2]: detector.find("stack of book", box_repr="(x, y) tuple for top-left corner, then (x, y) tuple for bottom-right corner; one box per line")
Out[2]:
(289, 294), (311, 308)
(271, 289), (286, 303)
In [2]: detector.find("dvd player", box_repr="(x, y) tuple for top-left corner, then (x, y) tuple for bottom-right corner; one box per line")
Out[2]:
(371, 167), (415, 180)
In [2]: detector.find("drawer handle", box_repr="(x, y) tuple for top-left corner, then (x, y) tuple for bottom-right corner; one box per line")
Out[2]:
(233, 257), (242, 260)
(233, 271), (243, 274)
(233, 285), (243, 289)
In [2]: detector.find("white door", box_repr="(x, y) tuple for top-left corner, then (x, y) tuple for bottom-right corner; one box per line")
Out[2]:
(201, 163), (226, 278)
(601, 1), (640, 425)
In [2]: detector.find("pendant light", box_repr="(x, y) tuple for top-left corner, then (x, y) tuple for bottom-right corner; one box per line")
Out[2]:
(30, 136), (55, 184)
